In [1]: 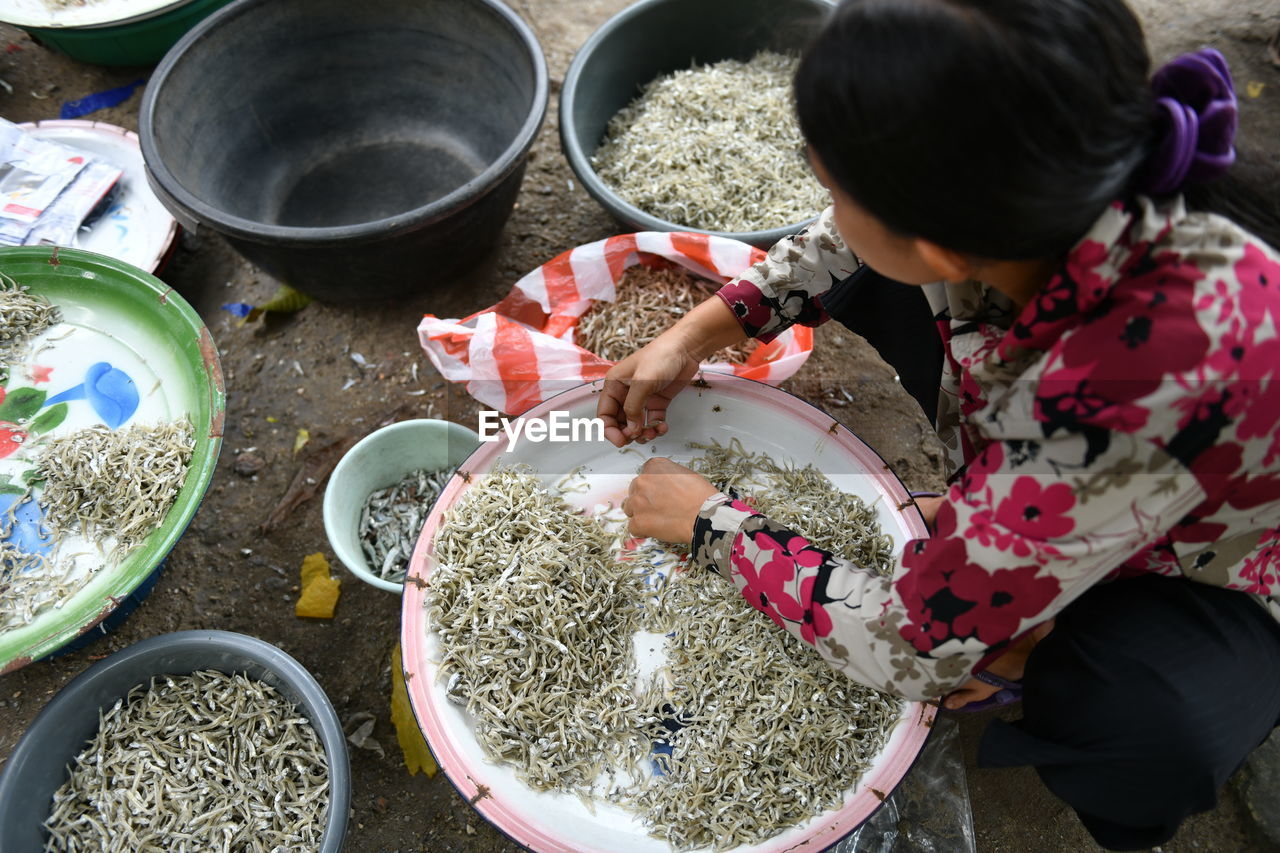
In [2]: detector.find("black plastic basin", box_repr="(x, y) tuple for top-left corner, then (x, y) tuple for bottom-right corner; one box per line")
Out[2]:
(560, 0), (834, 249)
(0, 631), (350, 852)
(140, 0), (547, 301)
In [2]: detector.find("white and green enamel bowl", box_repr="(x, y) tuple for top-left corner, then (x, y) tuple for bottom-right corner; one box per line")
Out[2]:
(0, 246), (225, 673)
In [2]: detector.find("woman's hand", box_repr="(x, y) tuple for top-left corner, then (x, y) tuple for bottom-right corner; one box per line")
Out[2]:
(598, 337), (700, 447)
(624, 458), (719, 544)
(596, 297), (751, 448)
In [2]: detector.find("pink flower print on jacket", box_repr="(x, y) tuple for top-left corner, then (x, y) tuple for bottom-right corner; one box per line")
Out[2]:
(729, 531), (804, 629)
(797, 574), (833, 644)
(948, 563), (1062, 646)
(994, 477), (1078, 541)
(1234, 242), (1280, 329)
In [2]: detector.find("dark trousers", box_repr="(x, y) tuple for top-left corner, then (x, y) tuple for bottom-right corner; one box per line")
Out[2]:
(820, 264), (944, 425)
(824, 266), (1280, 850)
(981, 575), (1280, 850)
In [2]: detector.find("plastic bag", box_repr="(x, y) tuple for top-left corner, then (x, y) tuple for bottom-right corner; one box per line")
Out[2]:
(0, 118), (123, 247)
(832, 715), (976, 853)
(417, 231), (814, 415)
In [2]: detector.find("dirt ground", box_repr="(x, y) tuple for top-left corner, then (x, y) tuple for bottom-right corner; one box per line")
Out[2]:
(1, 0), (1279, 851)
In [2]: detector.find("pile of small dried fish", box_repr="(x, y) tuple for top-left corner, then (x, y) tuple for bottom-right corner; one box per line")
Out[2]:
(577, 266), (756, 364)
(626, 569), (901, 850)
(0, 272), (61, 364)
(425, 445), (902, 850)
(43, 670), (329, 853)
(35, 417), (195, 559)
(0, 493), (60, 635)
(359, 466), (453, 582)
(690, 437), (895, 575)
(592, 52), (827, 233)
(426, 465), (657, 792)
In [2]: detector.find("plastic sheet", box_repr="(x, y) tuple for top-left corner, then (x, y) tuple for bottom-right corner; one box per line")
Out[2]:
(417, 231), (814, 415)
(832, 714), (976, 853)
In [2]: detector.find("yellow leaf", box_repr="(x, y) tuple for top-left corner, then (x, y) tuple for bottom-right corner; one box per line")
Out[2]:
(295, 552), (340, 619)
(245, 285), (314, 322)
(390, 643), (437, 777)
(1246, 81), (1265, 99)
(266, 416), (278, 424)
(293, 428), (310, 456)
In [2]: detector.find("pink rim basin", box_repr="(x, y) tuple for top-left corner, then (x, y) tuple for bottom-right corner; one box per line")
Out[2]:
(401, 373), (936, 853)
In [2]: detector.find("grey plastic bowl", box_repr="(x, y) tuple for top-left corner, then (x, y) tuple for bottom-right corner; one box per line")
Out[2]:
(560, 0), (834, 249)
(140, 0), (547, 301)
(0, 631), (350, 852)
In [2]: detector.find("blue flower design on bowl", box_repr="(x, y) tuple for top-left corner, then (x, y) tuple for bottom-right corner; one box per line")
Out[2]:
(45, 362), (138, 429)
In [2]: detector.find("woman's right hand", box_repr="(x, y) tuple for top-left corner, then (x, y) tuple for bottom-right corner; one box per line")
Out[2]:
(597, 334), (700, 447)
(595, 294), (752, 447)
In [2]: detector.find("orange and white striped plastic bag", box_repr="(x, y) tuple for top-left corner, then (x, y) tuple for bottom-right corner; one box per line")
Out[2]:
(416, 232), (815, 415)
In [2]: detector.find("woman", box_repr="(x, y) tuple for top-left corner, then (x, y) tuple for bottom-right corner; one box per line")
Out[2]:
(599, 0), (1280, 848)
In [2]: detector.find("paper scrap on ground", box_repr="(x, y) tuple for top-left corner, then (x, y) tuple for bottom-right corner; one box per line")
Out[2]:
(295, 552), (340, 618)
(390, 642), (437, 777)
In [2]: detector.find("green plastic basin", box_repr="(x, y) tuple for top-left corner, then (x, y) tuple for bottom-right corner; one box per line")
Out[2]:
(19, 0), (236, 66)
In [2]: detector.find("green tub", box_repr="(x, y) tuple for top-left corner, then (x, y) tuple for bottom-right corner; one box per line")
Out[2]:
(16, 0), (236, 66)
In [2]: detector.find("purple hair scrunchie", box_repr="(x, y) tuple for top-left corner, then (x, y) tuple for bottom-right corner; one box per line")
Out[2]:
(1140, 48), (1238, 195)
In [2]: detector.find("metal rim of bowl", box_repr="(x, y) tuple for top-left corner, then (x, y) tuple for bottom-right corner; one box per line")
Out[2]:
(558, 0), (834, 248)
(0, 630), (350, 850)
(138, 0), (549, 246)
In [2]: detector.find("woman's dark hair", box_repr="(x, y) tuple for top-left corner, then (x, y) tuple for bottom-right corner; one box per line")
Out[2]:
(795, 0), (1280, 258)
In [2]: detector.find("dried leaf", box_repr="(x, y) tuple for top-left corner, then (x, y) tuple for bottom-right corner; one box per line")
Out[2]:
(260, 404), (414, 534)
(293, 428), (310, 456)
(390, 643), (437, 777)
(345, 714), (385, 758)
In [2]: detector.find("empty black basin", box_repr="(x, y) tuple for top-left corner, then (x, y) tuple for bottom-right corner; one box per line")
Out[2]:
(141, 0), (547, 301)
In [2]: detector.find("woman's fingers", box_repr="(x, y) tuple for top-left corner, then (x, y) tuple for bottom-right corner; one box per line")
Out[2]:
(622, 377), (664, 437)
(597, 377), (631, 447)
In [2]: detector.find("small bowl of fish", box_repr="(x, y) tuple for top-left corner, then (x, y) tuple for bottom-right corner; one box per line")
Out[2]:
(323, 418), (481, 593)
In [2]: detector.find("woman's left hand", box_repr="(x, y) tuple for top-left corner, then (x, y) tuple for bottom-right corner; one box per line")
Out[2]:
(624, 458), (718, 544)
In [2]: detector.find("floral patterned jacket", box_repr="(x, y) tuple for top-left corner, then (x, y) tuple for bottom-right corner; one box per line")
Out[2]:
(695, 198), (1280, 700)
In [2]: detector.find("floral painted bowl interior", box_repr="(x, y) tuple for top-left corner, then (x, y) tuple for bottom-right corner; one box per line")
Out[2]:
(0, 246), (224, 673)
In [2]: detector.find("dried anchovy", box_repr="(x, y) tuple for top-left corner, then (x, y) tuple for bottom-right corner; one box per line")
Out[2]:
(359, 466), (453, 582)
(622, 568), (901, 850)
(0, 491), (68, 635)
(0, 271), (61, 364)
(690, 437), (895, 575)
(425, 465), (658, 793)
(43, 670), (329, 853)
(592, 52), (827, 233)
(34, 417), (195, 560)
(611, 440), (901, 849)
(577, 266), (756, 364)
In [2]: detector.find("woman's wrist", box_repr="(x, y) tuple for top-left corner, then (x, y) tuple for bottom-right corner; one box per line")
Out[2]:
(668, 296), (750, 362)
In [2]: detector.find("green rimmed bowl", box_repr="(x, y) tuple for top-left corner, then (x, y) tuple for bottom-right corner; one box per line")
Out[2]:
(0, 246), (225, 673)
(4, 0), (237, 66)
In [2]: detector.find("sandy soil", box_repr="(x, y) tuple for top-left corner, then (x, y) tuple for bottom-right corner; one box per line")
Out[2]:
(1, 0), (1278, 851)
